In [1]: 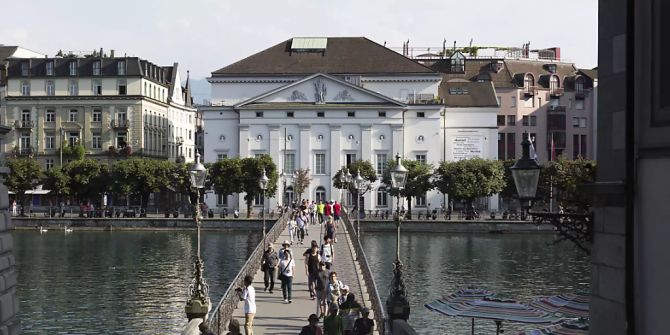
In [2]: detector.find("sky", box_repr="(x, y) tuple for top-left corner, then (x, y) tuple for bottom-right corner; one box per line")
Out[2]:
(1, 0), (597, 81)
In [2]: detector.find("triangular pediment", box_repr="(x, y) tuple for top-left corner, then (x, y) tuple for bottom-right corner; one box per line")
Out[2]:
(235, 73), (405, 108)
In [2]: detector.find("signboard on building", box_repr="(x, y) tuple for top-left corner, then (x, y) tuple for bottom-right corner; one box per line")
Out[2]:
(452, 136), (484, 160)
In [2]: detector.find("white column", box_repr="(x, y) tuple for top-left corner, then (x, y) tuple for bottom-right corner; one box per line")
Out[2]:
(361, 124), (373, 211)
(392, 125), (404, 157)
(239, 125), (250, 157)
(329, 125), (342, 201)
(269, 125), (281, 209)
(299, 125), (311, 199)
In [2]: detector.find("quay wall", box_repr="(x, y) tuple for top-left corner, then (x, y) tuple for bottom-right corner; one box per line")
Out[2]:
(12, 218), (271, 231)
(359, 220), (555, 233)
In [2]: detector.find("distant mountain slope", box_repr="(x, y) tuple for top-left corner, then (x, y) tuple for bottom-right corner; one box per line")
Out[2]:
(186, 78), (211, 105)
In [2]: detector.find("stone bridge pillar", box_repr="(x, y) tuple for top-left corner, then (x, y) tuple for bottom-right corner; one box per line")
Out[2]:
(0, 125), (20, 334)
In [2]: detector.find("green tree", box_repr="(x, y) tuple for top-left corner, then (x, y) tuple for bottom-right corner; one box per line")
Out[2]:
(5, 158), (43, 211)
(292, 168), (311, 201)
(332, 160), (377, 208)
(209, 157), (243, 203)
(63, 159), (110, 203)
(538, 158), (596, 211)
(111, 158), (172, 207)
(60, 141), (86, 160)
(42, 168), (71, 203)
(382, 159), (434, 217)
(240, 155), (278, 217)
(433, 158), (505, 218)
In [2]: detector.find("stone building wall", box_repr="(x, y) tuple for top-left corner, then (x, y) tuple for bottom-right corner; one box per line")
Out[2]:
(0, 168), (20, 334)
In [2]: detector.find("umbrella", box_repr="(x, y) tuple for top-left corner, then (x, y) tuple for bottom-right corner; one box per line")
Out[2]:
(529, 293), (589, 319)
(518, 318), (589, 335)
(427, 292), (562, 335)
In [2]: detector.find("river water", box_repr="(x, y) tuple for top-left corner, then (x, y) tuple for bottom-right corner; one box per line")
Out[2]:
(361, 232), (590, 335)
(14, 230), (260, 334)
(15, 230), (589, 334)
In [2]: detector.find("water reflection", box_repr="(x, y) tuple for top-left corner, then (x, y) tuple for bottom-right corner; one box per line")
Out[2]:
(362, 232), (590, 335)
(14, 230), (259, 334)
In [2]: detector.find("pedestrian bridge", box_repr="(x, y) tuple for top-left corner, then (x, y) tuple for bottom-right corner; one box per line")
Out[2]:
(184, 212), (416, 334)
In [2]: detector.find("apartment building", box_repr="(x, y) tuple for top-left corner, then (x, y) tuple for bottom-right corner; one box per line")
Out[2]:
(1, 50), (197, 170)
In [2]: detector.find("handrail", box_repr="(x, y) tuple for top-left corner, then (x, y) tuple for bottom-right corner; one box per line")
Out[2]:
(342, 212), (387, 335)
(206, 212), (288, 333)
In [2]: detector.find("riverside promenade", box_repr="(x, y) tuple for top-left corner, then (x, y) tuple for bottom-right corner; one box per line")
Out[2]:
(229, 219), (376, 335)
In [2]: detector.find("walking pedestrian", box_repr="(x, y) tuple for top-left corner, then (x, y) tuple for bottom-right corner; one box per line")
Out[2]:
(327, 271), (345, 306)
(226, 319), (242, 335)
(278, 240), (292, 260)
(339, 293), (362, 335)
(323, 303), (343, 335)
(353, 307), (374, 335)
(317, 201), (325, 224)
(11, 200), (17, 216)
(278, 249), (295, 303)
(299, 314), (324, 335)
(338, 285), (350, 306)
(309, 201), (317, 225)
(288, 214), (297, 244)
(315, 262), (329, 318)
(261, 243), (278, 293)
(321, 236), (335, 270)
(304, 242), (321, 300)
(296, 212), (306, 244)
(325, 215), (336, 243)
(235, 275), (256, 335)
(199, 321), (216, 335)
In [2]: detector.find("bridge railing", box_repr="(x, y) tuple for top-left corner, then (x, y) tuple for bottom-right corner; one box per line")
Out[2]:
(342, 212), (387, 335)
(207, 212), (288, 333)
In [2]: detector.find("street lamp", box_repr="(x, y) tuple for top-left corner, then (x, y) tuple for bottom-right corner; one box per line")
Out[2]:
(511, 136), (593, 254)
(259, 168), (269, 240)
(387, 153), (409, 327)
(345, 168), (353, 210)
(185, 151), (210, 320)
(354, 169), (367, 238)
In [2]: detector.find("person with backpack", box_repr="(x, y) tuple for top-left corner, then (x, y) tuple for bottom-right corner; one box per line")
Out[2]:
(327, 271), (345, 306)
(321, 236), (335, 270)
(353, 308), (375, 335)
(304, 243), (321, 300)
(339, 293), (362, 335)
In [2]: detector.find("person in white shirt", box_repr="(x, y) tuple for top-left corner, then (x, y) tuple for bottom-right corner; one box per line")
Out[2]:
(236, 275), (256, 335)
(320, 236), (335, 270)
(296, 213), (306, 244)
(288, 214), (297, 244)
(278, 249), (296, 303)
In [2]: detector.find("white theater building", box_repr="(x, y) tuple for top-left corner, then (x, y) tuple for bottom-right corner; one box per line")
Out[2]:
(202, 37), (499, 214)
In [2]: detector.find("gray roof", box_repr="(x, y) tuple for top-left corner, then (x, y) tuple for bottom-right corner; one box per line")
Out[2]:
(0, 46), (18, 61)
(212, 37), (437, 76)
(441, 80), (499, 107)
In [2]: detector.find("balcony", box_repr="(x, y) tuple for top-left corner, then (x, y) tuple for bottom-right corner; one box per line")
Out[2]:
(406, 93), (441, 104)
(549, 87), (564, 97)
(523, 86), (536, 96)
(548, 105), (566, 114)
(14, 120), (34, 129)
(575, 90), (586, 100)
(13, 147), (33, 157)
(110, 119), (129, 129)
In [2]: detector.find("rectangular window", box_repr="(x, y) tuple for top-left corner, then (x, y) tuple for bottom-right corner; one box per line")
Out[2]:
(314, 153), (326, 174)
(254, 193), (264, 206)
(46, 61), (54, 76)
(287, 111), (294, 118)
(376, 153), (387, 175)
(511, 96), (517, 107)
(46, 80), (55, 96)
(69, 80), (78, 96)
(20, 62), (29, 76)
(118, 61), (126, 75)
(507, 115), (516, 126)
(506, 133), (516, 159)
(46, 109), (56, 122)
(285, 153), (296, 173)
(572, 117), (580, 128)
(93, 80), (102, 95)
(118, 80), (127, 95)
(21, 81), (30, 96)
(92, 132), (102, 149)
(498, 132), (506, 160)
(93, 61), (101, 75)
(45, 133), (55, 149)
(93, 108), (102, 122)
(378, 111), (386, 117)
(497, 115), (505, 126)
(189, 130), (192, 140)
(416, 154), (427, 164)
(20, 133), (30, 150)
(579, 118), (587, 128)
(522, 116), (529, 126)
(45, 159), (54, 171)
(530, 115), (537, 126)
(376, 188), (388, 207)
(348, 111), (356, 118)
(69, 61), (78, 76)
(256, 112), (264, 118)
(575, 100), (584, 110)
(68, 109), (78, 122)
(581, 135), (587, 158)
(346, 153), (357, 166)
(217, 153), (228, 161)
(317, 111), (325, 118)
(68, 131), (80, 146)
(217, 194), (228, 206)
(415, 194), (427, 207)
(417, 112), (425, 118)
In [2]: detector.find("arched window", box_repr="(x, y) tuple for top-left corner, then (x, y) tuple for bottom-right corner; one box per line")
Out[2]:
(315, 186), (326, 203)
(550, 75), (560, 92)
(524, 74), (535, 92)
(575, 76), (585, 96)
(450, 52), (465, 72)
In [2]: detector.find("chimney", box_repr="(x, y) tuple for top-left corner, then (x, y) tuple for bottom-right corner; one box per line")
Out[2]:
(110, 49), (115, 58)
(99, 48), (103, 58)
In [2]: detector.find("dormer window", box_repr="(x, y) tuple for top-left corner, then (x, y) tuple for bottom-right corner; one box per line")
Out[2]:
(93, 60), (101, 75)
(524, 74), (535, 96)
(69, 61), (78, 76)
(575, 76), (585, 99)
(549, 75), (563, 97)
(546, 64), (557, 73)
(117, 61), (126, 75)
(450, 51), (465, 73)
(490, 61), (503, 73)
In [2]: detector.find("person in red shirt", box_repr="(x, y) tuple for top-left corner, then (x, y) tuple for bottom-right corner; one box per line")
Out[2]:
(325, 201), (332, 217)
(333, 201), (341, 225)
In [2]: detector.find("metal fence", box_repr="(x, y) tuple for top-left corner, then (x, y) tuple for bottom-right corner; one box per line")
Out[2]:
(206, 212), (288, 333)
(342, 213), (387, 335)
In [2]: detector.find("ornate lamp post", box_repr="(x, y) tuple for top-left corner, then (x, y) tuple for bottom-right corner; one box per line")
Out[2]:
(185, 151), (210, 320)
(387, 153), (409, 327)
(511, 136), (593, 254)
(259, 168), (269, 240)
(354, 169), (367, 238)
(345, 168), (353, 210)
